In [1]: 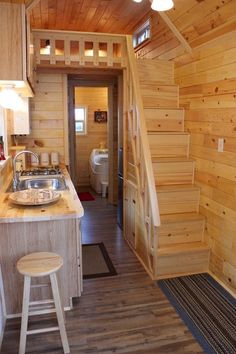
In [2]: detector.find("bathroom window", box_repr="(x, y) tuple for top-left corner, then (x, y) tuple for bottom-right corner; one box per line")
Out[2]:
(75, 106), (87, 135)
(133, 19), (151, 48)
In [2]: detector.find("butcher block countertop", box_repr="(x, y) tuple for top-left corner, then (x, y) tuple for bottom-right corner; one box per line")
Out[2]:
(0, 167), (84, 223)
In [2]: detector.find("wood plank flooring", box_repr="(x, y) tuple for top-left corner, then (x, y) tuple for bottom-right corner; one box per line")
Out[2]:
(1, 193), (203, 353)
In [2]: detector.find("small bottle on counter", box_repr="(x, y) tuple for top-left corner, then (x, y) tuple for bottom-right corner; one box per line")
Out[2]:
(0, 136), (6, 161)
(31, 152), (39, 167)
(51, 151), (59, 166)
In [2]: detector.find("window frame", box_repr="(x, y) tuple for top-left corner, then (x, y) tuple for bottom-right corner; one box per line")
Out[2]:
(74, 105), (87, 135)
(133, 19), (151, 49)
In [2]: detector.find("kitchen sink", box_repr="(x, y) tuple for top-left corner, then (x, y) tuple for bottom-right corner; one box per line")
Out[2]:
(7, 176), (68, 192)
(18, 177), (67, 191)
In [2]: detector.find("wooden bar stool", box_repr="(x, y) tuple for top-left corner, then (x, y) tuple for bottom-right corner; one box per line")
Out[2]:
(17, 252), (70, 354)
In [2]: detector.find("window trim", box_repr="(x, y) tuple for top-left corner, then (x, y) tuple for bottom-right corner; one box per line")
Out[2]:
(74, 105), (87, 135)
(133, 19), (151, 49)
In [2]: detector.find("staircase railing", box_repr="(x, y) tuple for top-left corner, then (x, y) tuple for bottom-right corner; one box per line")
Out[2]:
(125, 35), (160, 274)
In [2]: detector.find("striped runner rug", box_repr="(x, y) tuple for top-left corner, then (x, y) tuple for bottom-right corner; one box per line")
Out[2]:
(158, 273), (236, 354)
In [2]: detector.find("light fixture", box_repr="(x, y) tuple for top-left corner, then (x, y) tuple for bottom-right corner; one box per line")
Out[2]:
(132, 0), (174, 11)
(151, 0), (174, 11)
(0, 86), (23, 110)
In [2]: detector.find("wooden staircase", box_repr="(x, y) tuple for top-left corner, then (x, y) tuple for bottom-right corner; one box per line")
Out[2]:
(137, 59), (210, 279)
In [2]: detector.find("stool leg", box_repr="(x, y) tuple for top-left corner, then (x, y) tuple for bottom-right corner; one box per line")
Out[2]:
(19, 276), (31, 354)
(50, 273), (70, 354)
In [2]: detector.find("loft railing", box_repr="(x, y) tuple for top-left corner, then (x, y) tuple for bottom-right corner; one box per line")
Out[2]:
(125, 35), (160, 274)
(33, 30), (127, 68)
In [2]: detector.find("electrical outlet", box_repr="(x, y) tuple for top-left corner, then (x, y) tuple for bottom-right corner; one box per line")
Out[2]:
(218, 138), (224, 152)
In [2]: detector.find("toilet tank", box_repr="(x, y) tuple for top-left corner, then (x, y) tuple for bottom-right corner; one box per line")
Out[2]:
(89, 149), (108, 193)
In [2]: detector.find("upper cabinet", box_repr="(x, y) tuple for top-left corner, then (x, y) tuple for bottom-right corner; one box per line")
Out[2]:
(0, 3), (34, 97)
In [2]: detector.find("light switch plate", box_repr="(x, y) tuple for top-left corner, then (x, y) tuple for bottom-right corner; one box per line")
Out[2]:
(218, 138), (224, 152)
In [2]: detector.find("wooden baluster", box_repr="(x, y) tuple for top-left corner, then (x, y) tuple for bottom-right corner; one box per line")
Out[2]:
(121, 39), (126, 67)
(50, 38), (56, 65)
(79, 39), (85, 66)
(35, 36), (41, 65)
(107, 41), (113, 66)
(93, 40), (99, 66)
(64, 37), (71, 65)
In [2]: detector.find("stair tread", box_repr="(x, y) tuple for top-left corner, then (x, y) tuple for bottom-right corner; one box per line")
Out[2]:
(157, 184), (199, 192)
(144, 107), (184, 111)
(140, 83), (178, 88)
(148, 131), (189, 135)
(160, 212), (205, 224)
(152, 157), (194, 163)
(158, 241), (210, 255)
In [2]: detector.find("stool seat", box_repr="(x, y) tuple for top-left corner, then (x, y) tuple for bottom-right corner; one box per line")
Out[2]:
(17, 252), (70, 353)
(17, 252), (63, 277)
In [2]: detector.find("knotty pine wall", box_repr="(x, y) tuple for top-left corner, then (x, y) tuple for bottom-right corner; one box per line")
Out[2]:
(134, 12), (180, 61)
(74, 87), (108, 187)
(135, 23), (236, 292)
(174, 31), (236, 293)
(18, 73), (67, 164)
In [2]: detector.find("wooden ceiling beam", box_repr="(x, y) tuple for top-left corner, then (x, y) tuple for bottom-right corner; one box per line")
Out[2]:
(158, 12), (192, 53)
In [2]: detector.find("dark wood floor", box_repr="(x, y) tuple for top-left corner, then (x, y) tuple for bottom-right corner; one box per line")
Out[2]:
(1, 193), (203, 353)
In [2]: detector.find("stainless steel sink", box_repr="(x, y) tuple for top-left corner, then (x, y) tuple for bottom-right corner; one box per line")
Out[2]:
(17, 177), (67, 191)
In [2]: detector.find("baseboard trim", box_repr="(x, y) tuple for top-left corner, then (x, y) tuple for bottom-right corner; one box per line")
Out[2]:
(208, 271), (236, 299)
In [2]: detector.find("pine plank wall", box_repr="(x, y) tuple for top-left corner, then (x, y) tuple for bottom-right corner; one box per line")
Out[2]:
(135, 11), (236, 293)
(18, 73), (67, 164)
(175, 31), (236, 293)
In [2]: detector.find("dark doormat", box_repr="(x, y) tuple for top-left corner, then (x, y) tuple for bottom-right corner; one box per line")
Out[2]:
(158, 273), (236, 354)
(78, 192), (95, 201)
(82, 242), (117, 279)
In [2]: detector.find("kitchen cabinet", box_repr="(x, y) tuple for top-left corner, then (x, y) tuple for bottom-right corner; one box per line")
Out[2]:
(0, 2), (33, 97)
(124, 181), (137, 249)
(0, 168), (84, 316)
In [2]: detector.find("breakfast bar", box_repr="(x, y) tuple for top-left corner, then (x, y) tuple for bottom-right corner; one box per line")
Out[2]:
(0, 167), (84, 317)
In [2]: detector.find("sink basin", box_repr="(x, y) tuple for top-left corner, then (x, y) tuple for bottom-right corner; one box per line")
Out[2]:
(17, 177), (67, 191)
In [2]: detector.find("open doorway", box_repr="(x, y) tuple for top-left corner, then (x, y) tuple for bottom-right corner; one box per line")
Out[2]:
(67, 72), (122, 205)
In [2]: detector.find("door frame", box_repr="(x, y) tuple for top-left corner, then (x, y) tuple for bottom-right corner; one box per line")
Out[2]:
(67, 71), (122, 204)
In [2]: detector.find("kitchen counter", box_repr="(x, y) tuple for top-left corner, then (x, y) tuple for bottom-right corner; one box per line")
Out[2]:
(0, 166), (84, 223)
(0, 166), (84, 317)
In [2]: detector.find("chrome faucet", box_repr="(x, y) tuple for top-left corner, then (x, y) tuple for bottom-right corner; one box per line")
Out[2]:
(12, 150), (39, 191)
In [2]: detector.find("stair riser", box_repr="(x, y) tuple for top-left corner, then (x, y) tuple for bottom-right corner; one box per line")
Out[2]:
(148, 134), (189, 158)
(145, 108), (184, 132)
(154, 161), (194, 185)
(156, 249), (210, 277)
(158, 219), (205, 246)
(157, 189), (200, 214)
(141, 85), (179, 109)
(147, 119), (183, 132)
(137, 60), (174, 84)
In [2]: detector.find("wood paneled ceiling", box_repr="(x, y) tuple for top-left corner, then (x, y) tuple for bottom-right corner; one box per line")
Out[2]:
(28, 0), (151, 34)
(3, 0), (236, 47)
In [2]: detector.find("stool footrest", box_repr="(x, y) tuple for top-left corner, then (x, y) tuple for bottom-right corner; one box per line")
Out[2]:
(27, 326), (59, 335)
(30, 299), (54, 306)
(30, 283), (49, 289)
(29, 308), (56, 316)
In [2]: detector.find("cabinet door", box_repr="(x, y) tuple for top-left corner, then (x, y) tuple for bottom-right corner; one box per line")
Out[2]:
(0, 3), (24, 81)
(124, 182), (137, 249)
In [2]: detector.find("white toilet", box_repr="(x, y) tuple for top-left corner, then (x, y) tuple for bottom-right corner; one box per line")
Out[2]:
(89, 149), (108, 194)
